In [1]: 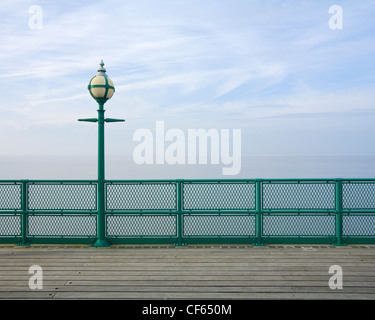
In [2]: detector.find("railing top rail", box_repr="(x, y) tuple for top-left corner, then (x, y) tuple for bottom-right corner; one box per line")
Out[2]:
(1, 178), (375, 183)
(0, 180), (98, 183)
(105, 178), (375, 182)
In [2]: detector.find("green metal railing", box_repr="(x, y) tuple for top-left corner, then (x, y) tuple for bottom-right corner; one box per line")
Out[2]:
(0, 179), (374, 246)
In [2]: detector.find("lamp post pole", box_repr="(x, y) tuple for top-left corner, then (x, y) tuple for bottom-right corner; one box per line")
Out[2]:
(96, 101), (107, 247)
(79, 61), (124, 247)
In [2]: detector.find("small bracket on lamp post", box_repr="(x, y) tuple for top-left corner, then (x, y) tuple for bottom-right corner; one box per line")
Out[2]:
(78, 118), (98, 123)
(78, 118), (125, 123)
(105, 118), (125, 123)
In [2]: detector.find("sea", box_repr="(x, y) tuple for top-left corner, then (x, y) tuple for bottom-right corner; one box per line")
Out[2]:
(0, 155), (374, 180)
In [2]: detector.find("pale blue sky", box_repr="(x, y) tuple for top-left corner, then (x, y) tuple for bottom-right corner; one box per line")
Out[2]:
(1, 0), (375, 160)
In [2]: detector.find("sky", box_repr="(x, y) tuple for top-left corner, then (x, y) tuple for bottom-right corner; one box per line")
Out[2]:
(1, 0), (375, 170)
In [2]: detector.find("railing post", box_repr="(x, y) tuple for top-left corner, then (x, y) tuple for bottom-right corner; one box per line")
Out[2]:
(335, 179), (345, 246)
(19, 180), (30, 246)
(175, 179), (186, 246)
(254, 179), (265, 246)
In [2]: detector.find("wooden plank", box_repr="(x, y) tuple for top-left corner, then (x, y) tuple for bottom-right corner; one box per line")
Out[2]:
(0, 268), (374, 276)
(9, 257), (372, 262)
(1, 270), (374, 276)
(2, 291), (375, 300)
(0, 292), (57, 299)
(51, 291), (375, 300)
(1, 263), (373, 268)
(0, 275), (374, 283)
(2, 250), (373, 255)
(2, 258), (374, 264)
(0, 286), (374, 294)
(0, 279), (375, 290)
(0, 248), (369, 253)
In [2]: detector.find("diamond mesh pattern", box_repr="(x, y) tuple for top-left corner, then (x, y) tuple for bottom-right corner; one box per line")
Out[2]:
(106, 214), (176, 237)
(183, 182), (255, 210)
(28, 215), (96, 236)
(106, 183), (176, 211)
(343, 182), (375, 210)
(28, 183), (97, 211)
(263, 214), (336, 236)
(183, 214), (256, 236)
(263, 182), (335, 210)
(0, 184), (21, 211)
(343, 214), (375, 236)
(0, 215), (21, 236)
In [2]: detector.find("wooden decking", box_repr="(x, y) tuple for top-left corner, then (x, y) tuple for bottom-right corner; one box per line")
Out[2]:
(0, 244), (374, 300)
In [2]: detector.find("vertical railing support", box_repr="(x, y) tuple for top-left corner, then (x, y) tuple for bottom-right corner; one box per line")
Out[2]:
(335, 179), (345, 246)
(175, 180), (186, 246)
(254, 179), (265, 246)
(19, 180), (30, 246)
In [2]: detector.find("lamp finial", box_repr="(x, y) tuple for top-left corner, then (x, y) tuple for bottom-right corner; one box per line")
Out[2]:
(97, 60), (106, 75)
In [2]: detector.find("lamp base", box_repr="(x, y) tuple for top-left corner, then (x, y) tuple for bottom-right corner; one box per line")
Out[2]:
(92, 239), (111, 248)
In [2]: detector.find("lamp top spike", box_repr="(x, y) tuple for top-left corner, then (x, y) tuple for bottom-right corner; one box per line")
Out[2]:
(97, 60), (106, 75)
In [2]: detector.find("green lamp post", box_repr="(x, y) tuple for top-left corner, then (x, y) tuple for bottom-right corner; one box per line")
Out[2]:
(79, 60), (124, 247)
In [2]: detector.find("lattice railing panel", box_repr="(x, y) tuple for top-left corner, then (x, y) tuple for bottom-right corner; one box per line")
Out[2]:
(343, 182), (375, 210)
(0, 183), (22, 211)
(343, 214), (375, 236)
(106, 183), (177, 211)
(183, 214), (256, 237)
(263, 214), (336, 236)
(28, 183), (97, 211)
(28, 215), (97, 237)
(262, 182), (335, 210)
(0, 215), (21, 236)
(183, 182), (256, 211)
(106, 214), (177, 237)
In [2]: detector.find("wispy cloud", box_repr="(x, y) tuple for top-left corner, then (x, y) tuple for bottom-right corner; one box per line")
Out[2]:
(0, 0), (375, 156)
